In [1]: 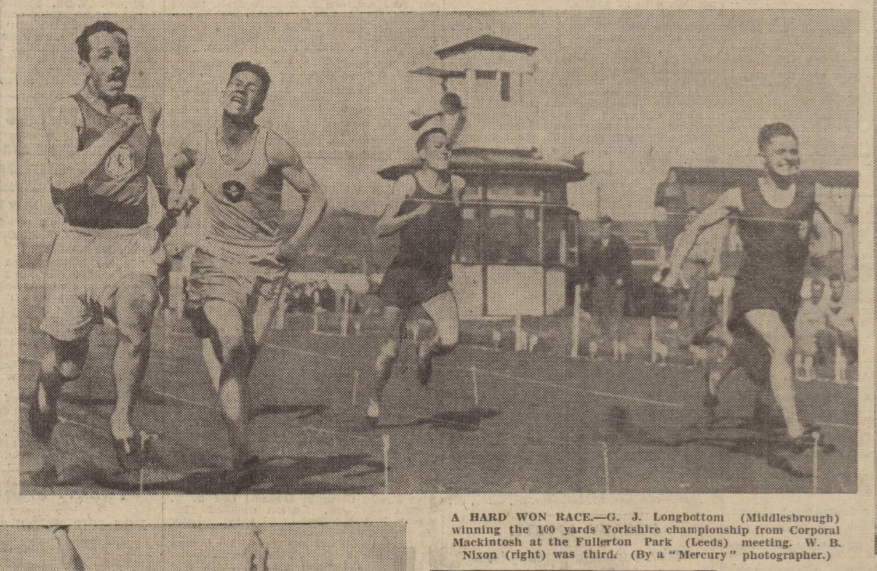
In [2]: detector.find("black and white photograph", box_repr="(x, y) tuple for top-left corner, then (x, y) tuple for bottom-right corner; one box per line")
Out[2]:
(16, 11), (859, 495)
(0, 523), (405, 571)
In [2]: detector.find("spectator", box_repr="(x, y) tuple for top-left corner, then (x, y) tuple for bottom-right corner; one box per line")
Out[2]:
(340, 283), (356, 313)
(823, 273), (857, 364)
(582, 215), (632, 358)
(301, 283), (315, 313)
(794, 278), (828, 380)
(320, 279), (337, 312)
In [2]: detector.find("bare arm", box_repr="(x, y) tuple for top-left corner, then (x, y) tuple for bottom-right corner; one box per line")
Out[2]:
(664, 188), (741, 288)
(374, 175), (428, 238)
(815, 197), (856, 282)
(446, 110), (467, 147)
(451, 175), (466, 204)
(267, 131), (327, 264)
(44, 98), (141, 193)
(167, 132), (203, 212)
(141, 103), (171, 209)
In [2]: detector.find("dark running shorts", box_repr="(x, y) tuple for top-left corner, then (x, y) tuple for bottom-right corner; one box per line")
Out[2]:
(377, 262), (451, 312)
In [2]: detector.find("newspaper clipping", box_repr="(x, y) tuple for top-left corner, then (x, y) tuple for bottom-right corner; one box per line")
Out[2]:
(0, 2), (873, 570)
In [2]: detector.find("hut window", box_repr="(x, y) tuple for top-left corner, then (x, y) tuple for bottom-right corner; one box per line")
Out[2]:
(500, 72), (511, 101)
(476, 70), (497, 80)
(489, 207), (516, 218)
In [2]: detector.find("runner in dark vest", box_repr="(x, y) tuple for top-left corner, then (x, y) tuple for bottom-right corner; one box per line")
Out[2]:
(369, 127), (465, 427)
(664, 123), (854, 446)
(32, 21), (174, 472)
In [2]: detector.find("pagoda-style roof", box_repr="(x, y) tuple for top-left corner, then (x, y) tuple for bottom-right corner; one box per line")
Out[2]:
(378, 147), (588, 182)
(409, 66), (466, 79)
(435, 35), (538, 60)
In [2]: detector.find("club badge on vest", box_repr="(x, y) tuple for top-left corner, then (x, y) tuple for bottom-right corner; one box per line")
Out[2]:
(104, 143), (136, 179)
(222, 180), (246, 203)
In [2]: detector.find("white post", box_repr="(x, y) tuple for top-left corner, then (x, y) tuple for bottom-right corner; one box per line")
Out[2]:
(471, 366), (479, 406)
(412, 319), (421, 344)
(352, 370), (359, 405)
(811, 432), (820, 493)
(382, 434), (391, 494)
(650, 316), (657, 363)
(340, 293), (351, 336)
(570, 284), (581, 358)
(515, 315), (523, 351)
(273, 292), (287, 331)
(601, 441), (610, 494)
(834, 344), (847, 385)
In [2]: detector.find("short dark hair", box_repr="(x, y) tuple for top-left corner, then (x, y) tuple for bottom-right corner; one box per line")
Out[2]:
(441, 92), (464, 112)
(828, 273), (843, 283)
(228, 61), (271, 102)
(599, 215), (613, 225)
(758, 122), (798, 151)
(76, 21), (128, 62)
(416, 127), (447, 152)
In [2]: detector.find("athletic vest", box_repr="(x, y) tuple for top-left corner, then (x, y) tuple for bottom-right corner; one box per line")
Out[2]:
(195, 125), (285, 268)
(50, 93), (150, 228)
(394, 173), (462, 272)
(737, 176), (815, 288)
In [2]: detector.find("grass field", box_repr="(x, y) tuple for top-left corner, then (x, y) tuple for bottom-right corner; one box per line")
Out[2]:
(18, 279), (857, 495)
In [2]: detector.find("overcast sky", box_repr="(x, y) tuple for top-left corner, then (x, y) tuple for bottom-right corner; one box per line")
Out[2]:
(17, 11), (858, 223)
(2, 523), (405, 571)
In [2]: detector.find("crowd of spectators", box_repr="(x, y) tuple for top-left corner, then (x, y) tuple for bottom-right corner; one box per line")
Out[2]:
(285, 280), (358, 314)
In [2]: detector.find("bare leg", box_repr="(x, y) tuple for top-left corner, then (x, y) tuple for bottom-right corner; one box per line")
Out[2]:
(745, 309), (804, 438)
(420, 291), (460, 358)
(373, 306), (405, 405)
(109, 275), (159, 441)
(30, 338), (87, 442)
(202, 338), (222, 393)
(203, 300), (253, 466)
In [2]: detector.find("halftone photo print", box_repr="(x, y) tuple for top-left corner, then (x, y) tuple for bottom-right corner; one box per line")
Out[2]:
(17, 11), (858, 495)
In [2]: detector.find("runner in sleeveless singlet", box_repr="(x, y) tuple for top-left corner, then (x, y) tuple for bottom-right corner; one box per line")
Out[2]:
(30, 21), (175, 472)
(367, 127), (465, 427)
(664, 123), (854, 445)
(172, 62), (326, 476)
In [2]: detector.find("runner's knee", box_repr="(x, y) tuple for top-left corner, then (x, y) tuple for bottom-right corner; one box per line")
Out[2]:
(116, 278), (159, 343)
(379, 340), (400, 360)
(436, 323), (459, 350)
(46, 340), (87, 380)
(375, 340), (400, 372)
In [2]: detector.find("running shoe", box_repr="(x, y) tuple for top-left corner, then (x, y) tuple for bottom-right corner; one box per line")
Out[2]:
(416, 343), (433, 386)
(28, 377), (59, 443)
(113, 431), (150, 472)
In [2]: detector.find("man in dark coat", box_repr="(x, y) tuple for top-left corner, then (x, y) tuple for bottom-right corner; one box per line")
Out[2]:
(582, 216), (632, 359)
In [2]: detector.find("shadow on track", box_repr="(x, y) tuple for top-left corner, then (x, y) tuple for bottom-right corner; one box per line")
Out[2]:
(604, 406), (835, 479)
